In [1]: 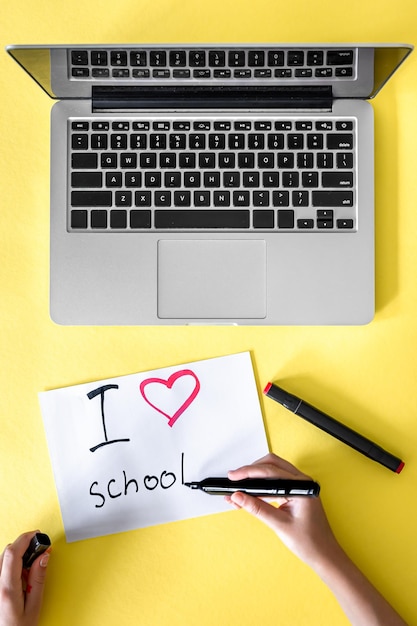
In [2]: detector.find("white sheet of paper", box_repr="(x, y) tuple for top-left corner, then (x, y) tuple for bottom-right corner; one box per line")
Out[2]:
(39, 352), (269, 542)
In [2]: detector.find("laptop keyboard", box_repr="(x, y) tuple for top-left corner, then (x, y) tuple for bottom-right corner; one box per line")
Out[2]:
(69, 115), (356, 232)
(70, 46), (356, 81)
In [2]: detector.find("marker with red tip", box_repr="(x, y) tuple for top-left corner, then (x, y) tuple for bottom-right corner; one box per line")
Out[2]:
(264, 382), (405, 474)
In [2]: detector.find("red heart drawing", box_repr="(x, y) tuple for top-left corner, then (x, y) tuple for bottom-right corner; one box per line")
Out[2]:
(139, 369), (200, 427)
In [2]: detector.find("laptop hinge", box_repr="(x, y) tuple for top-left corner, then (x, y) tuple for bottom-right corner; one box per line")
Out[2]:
(92, 85), (333, 110)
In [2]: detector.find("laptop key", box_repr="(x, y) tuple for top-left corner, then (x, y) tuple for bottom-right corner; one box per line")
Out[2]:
(155, 210), (250, 229)
(307, 51), (324, 66)
(228, 51), (245, 66)
(125, 172), (141, 187)
(110, 210), (127, 229)
(209, 51), (225, 67)
(277, 210), (295, 228)
(322, 172), (353, 187)
(276, 69), (292, 78)
(115, 191), (132, 206)
(297, 218), (314, 228)
(71, 210), (88, 229)
(214, 191), (231, 206)
(312, 191), (353, 206)
(72, 121), (89, 130)
(169, 51), (186, 66)
(253, 191), (270, 206)
(327, 50), (354, 65)
(336, 152), (354, 168)
(317, 219), (333, 228)
(71, 153), (98, 169)
(71, 191), (112, 207)
(337, 219), (354, 229)
(71, 172), (102, 187)
(91, 134), (108, 149)
(194, 191), (211, 206)
(72, 134), (88, 149)
(336, 121), (354, 131)
(317, 153), (333, 168)
(150, 51), (167, 66)
(293, 191), (309, 206)
(174, 191), (191, 206)
(189, 51), (206, 66)
(173, 69), (191, 78)
(111, 134), (128, 149)
(107, 172), (123, 186)
(110, 51), (127, 66)
(91, 210), (108, 228)
(130, 51), (146, 66)
(253, 210), (274, 228)
(214, 69), (231, 78)
(130, 210), (151, 228)
(233, 191), (250, 206)
(135, 191), (151, 206)
(287, 51), (304, 65)
(267, 51), (284, 66)
(101, 153), (118, 168)
(327, 134), (353, 149)
(248, 51), (265, 66)
(155, 191), (171, 206)
(194, 69), (211, 78)
(71, 50), (88, 65)
(273, 191), (289, 206)
(317, 210), (334, 219)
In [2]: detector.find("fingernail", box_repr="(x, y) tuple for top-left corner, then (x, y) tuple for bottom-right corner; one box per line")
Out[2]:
(40, 553), (50, 568)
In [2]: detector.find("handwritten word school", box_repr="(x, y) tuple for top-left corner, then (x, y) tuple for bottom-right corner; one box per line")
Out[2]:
(89, 453), (185, 509)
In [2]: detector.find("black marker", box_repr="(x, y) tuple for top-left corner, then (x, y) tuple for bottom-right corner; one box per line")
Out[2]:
(185, 477), (320, 497)
(22, 533), (51, 569)
(264, 382), (405, 474)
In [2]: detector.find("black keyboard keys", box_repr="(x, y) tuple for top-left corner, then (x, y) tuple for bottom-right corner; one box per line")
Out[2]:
(69, 114), (356, 232)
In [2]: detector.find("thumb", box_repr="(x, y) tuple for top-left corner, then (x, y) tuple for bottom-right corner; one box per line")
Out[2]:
(230, 491), (286, 534)
(25, 551), (50, 619)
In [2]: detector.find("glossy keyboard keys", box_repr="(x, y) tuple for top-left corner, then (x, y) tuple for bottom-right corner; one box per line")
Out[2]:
(69, 116), (356, 231)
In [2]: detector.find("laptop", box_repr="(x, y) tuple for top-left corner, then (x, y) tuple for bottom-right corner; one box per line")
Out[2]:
(6, 43), (412, 325)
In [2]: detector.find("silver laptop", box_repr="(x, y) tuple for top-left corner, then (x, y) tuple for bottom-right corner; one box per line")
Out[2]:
(6, 43), (412, 325)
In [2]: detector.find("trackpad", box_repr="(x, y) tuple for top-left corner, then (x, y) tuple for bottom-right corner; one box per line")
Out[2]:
(158, 240), (266, 319)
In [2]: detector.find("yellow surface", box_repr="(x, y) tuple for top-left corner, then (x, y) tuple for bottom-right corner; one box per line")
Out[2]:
(1, 1), (417, 624)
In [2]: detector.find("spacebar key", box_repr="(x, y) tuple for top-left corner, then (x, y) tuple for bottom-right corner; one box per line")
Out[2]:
(155, 210), (250, 228)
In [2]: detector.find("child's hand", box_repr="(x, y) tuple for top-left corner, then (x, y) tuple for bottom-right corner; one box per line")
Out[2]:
(0, 531), (50, 626)
(226, 453), (339, 567)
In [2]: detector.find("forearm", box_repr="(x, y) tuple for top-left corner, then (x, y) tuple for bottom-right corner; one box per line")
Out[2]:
(228, 455), (407, 625)
(312, 543), (407, 626)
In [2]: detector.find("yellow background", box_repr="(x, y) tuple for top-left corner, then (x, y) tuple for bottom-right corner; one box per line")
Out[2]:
(1, 1), (417, 624)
